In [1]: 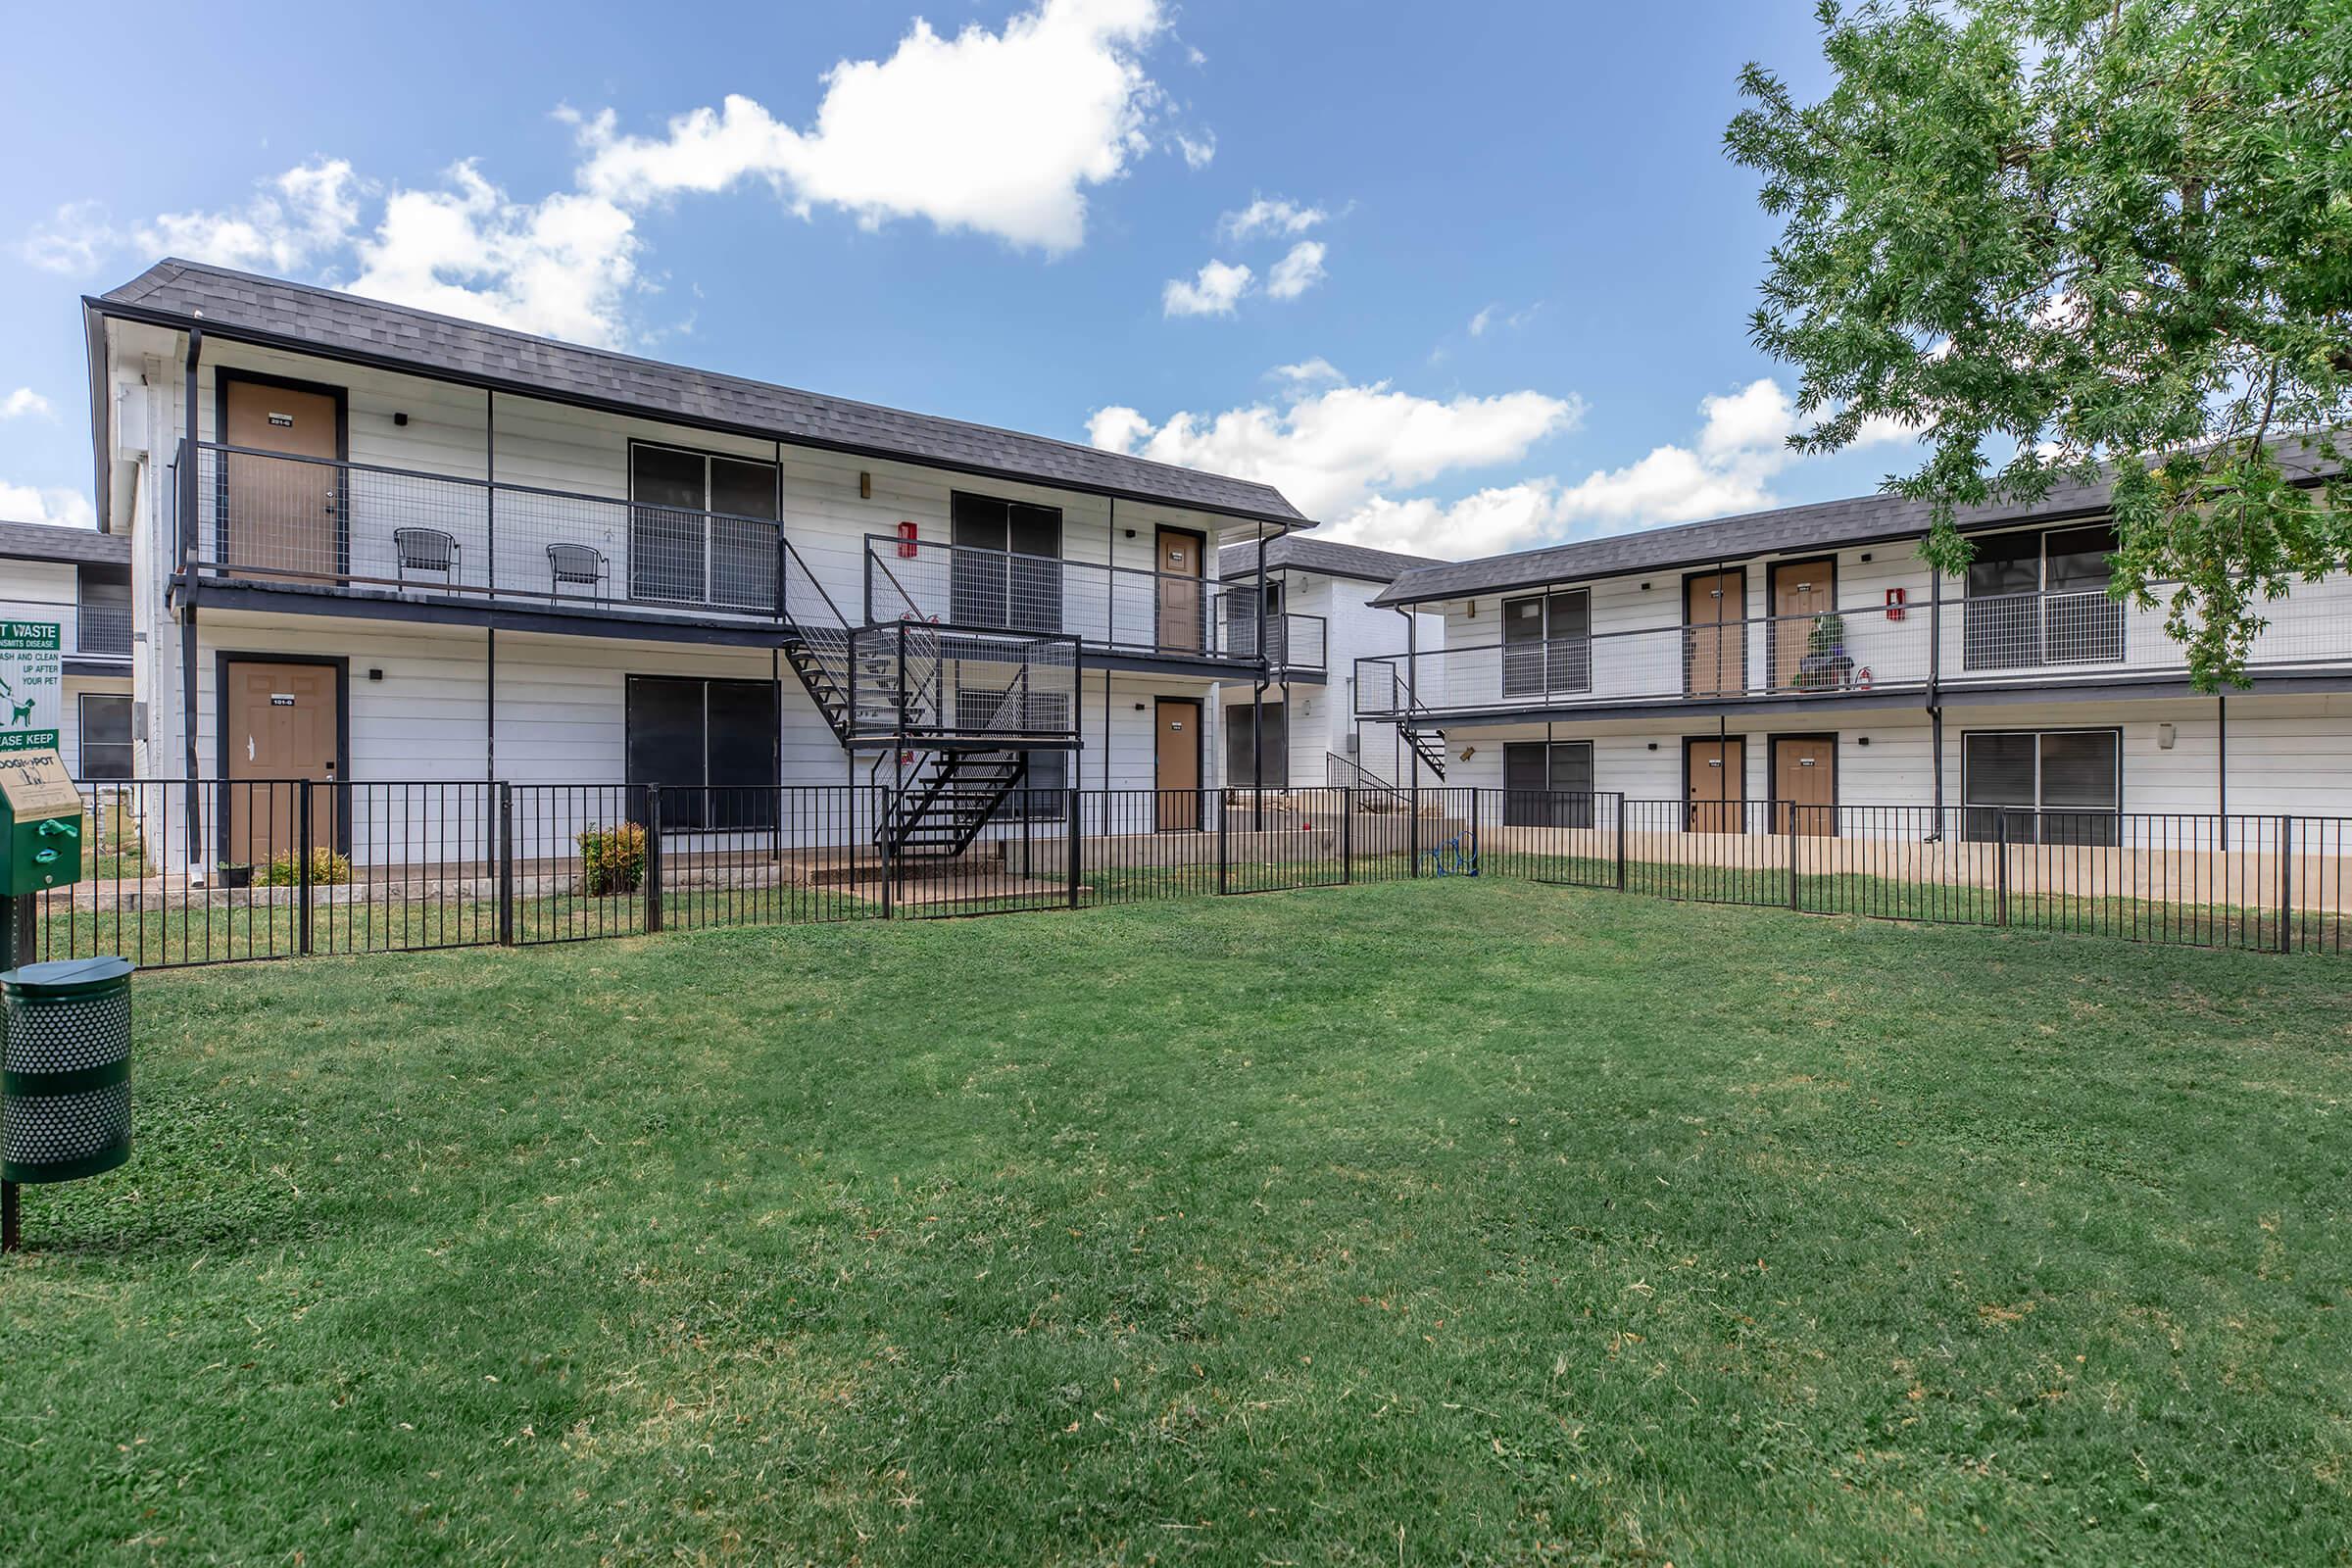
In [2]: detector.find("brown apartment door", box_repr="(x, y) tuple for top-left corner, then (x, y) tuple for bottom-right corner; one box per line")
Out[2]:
(1768, 559), (1835, 692)
(1154, 698), (1200, 830)
(223, 660), (341, 868)
(1686, 736), (1746, 834)
(1772, 736), (1837, 836)
(1156, 529), (1204, 652)
(1684, 569), (1744, 697)
(221, 377), (343, 581)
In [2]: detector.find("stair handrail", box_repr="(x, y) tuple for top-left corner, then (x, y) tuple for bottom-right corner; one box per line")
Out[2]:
(868, 548), (932, 624)
(776, 535), (855, 638)
(1325, 750), (1407, 809)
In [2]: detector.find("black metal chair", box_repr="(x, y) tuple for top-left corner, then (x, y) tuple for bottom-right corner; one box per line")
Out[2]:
(393, 527), (460, 589)
(548, 543), (611, 604)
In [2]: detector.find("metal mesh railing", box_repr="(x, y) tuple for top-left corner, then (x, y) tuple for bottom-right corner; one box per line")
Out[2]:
(863, 536), (1242, 661)
(1357, 587), (2352, 719)
(192, 443), (784, 617)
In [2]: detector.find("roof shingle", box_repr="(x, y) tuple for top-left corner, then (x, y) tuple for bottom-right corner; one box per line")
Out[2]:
(92, 260), (1310, 528)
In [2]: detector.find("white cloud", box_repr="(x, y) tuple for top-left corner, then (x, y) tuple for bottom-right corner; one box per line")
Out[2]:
(1467, 301), (1540, 339)
(572, 0), (1173, 254)
(1270, 357), (1344, 384)
(19, 201), (115, 273)
(1218, 196), (1325, 240)
(0, 482), (96, 530)
(342, 163), (641, 346)
(1088, 378), (1583, 520)
(136, 159), (363, 275)
(1335, 483), (1570, 559)
(1161, 258), (1252, 318)
(1176, 131), (1216, 170)
(1094, 370), (1922, 558)
(1, 389), (53, 420)
(1265, 240), (1327, 301)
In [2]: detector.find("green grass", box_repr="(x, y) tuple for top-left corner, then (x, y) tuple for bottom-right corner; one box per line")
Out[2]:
(6, 881), (2351, 1564)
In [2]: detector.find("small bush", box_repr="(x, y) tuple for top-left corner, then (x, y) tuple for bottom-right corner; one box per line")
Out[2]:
(578, 823), (647, 897)
(262, 849), (353, 886)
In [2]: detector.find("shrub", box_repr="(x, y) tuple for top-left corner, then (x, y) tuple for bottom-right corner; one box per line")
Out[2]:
(578, 822), (647, 897)
(262, 848), (352, 886)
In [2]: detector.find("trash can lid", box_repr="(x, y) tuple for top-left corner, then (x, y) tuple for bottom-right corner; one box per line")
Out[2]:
(2, 956), (134, 996)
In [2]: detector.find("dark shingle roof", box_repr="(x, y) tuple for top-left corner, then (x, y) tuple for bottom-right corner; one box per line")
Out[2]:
(1373, 444), (2336, 607)
(90, 259), (1310, 528)
(0, 519), (130, 567)
(1216, 535), (1441, 584)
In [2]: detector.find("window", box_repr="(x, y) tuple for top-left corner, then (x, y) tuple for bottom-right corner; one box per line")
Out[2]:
(1502, 741), (1594, 826)
(1963, 524), (2122, 670)
(627, 444), (779, 609)
(78, 694), (132, 780)
(995, 743), (1073, 821)
(1501, 590), (1591, 698)
(949, 491), (1062, 631)
(623, 675), (779, 831)
(1963, 729), (2120, 845)
(1225, 702), (1289, 789)
(77, 565), (131, 657)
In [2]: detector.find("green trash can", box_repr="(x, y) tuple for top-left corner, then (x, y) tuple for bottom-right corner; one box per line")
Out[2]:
(2, 956), (133, 1185)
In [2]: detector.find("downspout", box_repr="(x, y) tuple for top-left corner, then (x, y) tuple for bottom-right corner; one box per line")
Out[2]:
(1251, 526), (1268, 830)
(486, 389), (497, 781)
(1927, 553), (1943, 838)
(2217, 694), (2229, 848)
(180, 327), (203, 869)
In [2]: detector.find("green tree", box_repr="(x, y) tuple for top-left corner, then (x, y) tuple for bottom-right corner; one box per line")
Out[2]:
(1727, 0), (2352, 688)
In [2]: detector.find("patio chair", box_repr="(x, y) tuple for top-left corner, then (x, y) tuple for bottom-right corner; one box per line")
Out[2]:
(393, 527), (460, 589)
(548, 542), (611, 604)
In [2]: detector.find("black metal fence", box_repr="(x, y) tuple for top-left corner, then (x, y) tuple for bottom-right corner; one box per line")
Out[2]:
(26, 780), (2352, 971)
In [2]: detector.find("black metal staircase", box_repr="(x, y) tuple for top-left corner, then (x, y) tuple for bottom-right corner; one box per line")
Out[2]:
(776, 536), (1081, 868)
(877, 752), (1030, 859)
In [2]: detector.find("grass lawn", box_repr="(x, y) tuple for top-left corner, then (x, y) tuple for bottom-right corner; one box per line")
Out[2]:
(6, 880), (2350, 1564)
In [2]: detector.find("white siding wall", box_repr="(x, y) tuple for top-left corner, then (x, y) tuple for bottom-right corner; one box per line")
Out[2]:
(0, 557), (134, 775)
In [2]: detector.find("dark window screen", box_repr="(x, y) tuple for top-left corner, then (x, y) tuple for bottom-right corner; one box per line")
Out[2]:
(1502, 741), (1594, 827)
(79, 694), (133, 780)
(1225, 703), (1289, 790)
(625, 675), (779, 831)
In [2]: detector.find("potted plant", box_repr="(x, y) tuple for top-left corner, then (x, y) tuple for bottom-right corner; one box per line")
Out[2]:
(217, 861), (254, 890)
(1795, 612), (1853, 691)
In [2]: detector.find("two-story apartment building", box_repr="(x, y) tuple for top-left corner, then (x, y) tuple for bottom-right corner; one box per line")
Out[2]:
(1213, 536), (1441, 794)
(1355, 466), (2352, 840)
(0, 519), (134, 780)
(81, 259), (1326, 873)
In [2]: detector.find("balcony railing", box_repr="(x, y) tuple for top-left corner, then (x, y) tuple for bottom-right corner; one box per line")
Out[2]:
(75, 603), (132, 657)
(190, 442), (785, 619)
(1218, 594), (1328, 671)
(1355, 586), (2352, 719)
(862, 536), (1322, 666)
(846, 620), (1082, 746)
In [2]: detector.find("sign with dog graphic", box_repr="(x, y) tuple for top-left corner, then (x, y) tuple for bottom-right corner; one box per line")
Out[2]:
(0, 622), (62, 754)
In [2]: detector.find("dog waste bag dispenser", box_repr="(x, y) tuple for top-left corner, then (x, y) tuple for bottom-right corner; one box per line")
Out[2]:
(0, 749), (82, 897)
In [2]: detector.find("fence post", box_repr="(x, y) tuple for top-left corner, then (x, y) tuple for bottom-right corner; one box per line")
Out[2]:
(497, 782), (514, 946)
(1995, 811), (2010, 928)
(877, 785), (895, 920)
(645, 787), (664, 935)
(1786, 801), (1799, 912)
(1217, 789), (1230, 895)
(297, 782), (315, 956)
(1614, 794), (1628, 893)
(1066, 786), (1082, 910)
(1342, 787), (1353, 884)
(2278, 814), (2293, 955)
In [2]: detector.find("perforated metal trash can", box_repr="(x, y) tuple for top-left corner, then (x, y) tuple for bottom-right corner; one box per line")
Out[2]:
(2, 956), (133, 1184)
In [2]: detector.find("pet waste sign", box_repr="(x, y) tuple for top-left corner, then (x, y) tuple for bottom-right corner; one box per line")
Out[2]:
(0, 622), (62, 753)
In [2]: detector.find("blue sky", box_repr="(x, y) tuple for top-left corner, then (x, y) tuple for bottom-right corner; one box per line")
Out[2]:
(0, 0), (1920, 559)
